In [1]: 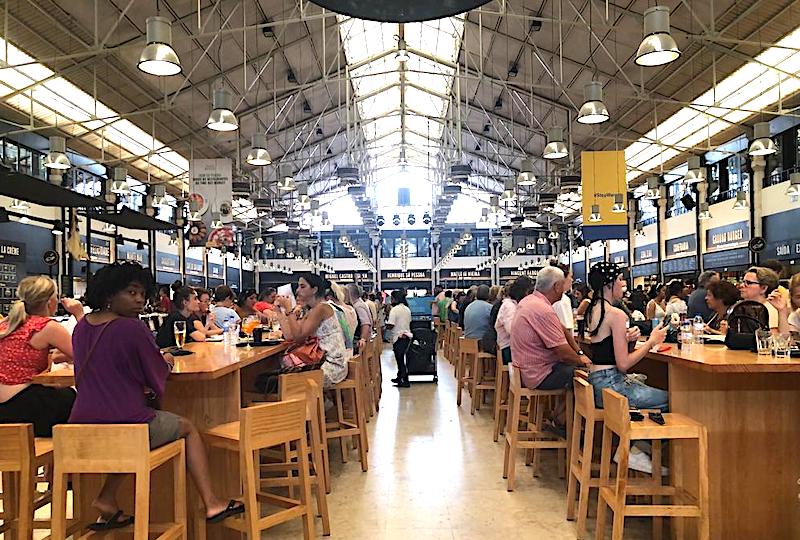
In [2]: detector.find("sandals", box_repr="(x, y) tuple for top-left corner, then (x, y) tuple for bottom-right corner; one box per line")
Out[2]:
(207, 500), (245, 524)
(88, 510), (134, 531)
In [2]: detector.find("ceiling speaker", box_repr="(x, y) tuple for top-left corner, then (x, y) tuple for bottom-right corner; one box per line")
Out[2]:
(680, 194), (696, 211)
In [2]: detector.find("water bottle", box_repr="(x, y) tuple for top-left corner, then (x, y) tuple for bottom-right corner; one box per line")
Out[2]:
(692, 315), (705, 344)
(679, 320), (693, 351)
(222, 320), (230, 347)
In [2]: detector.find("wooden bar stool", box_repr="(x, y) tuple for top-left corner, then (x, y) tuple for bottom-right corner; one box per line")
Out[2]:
(503, 367), (572, 491)
(456, 337), (478, 408)
(369, 335), (382, 410)
(471, 346), (496, 415)
(595, 389), (709, 540)
(204, 399), (315, 539)
(360, 339), (376, 419)
(327, 359), (369, 472)
(450, 326), (463, 374)
(492, 348), (510, 442)
(51, 424), (186, 540)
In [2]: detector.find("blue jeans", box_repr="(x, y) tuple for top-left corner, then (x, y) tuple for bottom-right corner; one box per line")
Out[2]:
(588, 368), (669, 411)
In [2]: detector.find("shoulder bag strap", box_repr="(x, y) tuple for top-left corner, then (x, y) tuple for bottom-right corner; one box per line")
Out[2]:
(75, 318), (115, 388)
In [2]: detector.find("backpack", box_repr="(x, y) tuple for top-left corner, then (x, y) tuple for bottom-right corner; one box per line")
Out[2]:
(480, 301), (502, 355)
(725, 300), (770, 351)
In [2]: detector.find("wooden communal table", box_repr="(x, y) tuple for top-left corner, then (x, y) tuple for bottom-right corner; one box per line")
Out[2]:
(644, 343), (800, 540)
(34, 340), (287, 540)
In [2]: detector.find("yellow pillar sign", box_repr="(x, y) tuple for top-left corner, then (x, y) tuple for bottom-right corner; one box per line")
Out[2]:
(581, 150), (628, 241)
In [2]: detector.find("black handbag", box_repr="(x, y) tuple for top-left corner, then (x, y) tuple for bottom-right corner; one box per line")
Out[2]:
(724, 300), (770, 351)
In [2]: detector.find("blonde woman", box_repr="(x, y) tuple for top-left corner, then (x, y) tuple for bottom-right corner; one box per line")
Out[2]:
(0, 276), (84, 436)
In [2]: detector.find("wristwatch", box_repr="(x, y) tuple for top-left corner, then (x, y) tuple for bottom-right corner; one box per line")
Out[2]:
(577, 350), (585, 356)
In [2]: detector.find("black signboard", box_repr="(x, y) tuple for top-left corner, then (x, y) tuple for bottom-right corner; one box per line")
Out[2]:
(80, 235), (111, 263)
(116, 243), (148, 267)
(155, 270), (181, 286)
(155, 252), (179, 273)
(706, 221), (749, 250)
(0, 240), (26, 316)
(662, 255), (697, 275)
(631, 262), (659, 278)
(665, 234), (697, 257)
(633, 243), (658, 264)
(226, 265), (240, 290)
(439, 269), (491, 281)
(0, 222), (53, 276)
(324, 271), (373, 283)
(381, 269), (431, 282)
(185, 258), (204, 276)
(208, 263), (224, 279)
(498, 267), (541, 279)
(185, 274), (205, 287)
(573, 259), (587, 283)
(763, 209), (800, 261)
(702, 247), (751, 270)
(242, 270), (255, 289)
(610, 250), (629, 265)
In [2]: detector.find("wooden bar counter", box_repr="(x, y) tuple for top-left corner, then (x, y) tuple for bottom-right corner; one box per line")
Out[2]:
(34, 340), (287, 540)
(644, 343), (800, 540)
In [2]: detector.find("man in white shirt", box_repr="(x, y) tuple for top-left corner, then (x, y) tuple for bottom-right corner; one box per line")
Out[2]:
(386, 290), (413, 388)
(550, 262), (582, 353)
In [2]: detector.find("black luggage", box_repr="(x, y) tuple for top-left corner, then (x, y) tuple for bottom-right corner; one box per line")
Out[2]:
(405, 327), (438, 382)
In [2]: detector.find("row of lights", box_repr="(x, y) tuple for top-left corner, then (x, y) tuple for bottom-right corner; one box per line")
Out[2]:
(338, 235), (376, 271)
(434, 232), (472, 271)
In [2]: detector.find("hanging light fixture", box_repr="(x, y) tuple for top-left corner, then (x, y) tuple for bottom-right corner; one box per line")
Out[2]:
(635, 223), (645, 237)
(151, 184), (168, 207)
(51, 219), (64, 236)
(188, 198), (202, 221)
(396, 36), (409, 64)
(168, 232), (178, 245)
(577, 81), (609, 125)
(732, 191), (749, 210)
(543, 127), (568, 159)
(684, 156), (706, 184)
(276, 164), (295, 191)
(748, 122), (777, 156)
(110, 167), (130, 195)
(643, 176), (661, 199)
(611, 193), (626, 213)
(138, 16), (181, 76)
(103, 222), (116, 234)
(537, 233), (547, 245)
(253, 236), (264, 245)
(548, 224), (559, 240)
(310, 199), (321, 217)
(44, 136), (71, 169)
(589, 204), (602, 222)
(10, 199), (29, 212)
(479, 207), (489, 223)
(517, 158), (536, 186)
(296, 182), (311, 206)
(210, 212), (223, 229)
(206, 88), (238, 131)
(786, 172), (800, 197)
(500, 177), (516, 202)
(697, 202), (712, 220)
(635, 6), (681, 67)
(264, 241), (275, 251)
(245, 133), (271, 165)
(489, 195), (500, 212)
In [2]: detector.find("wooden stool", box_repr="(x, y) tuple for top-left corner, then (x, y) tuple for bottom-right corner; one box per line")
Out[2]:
(456, 337), (478, 408)
(360, 339), (376, 419)
(204, 399), (315, 539)
(595, 389), (709, 540)
(503, 366), (572, 491)
(450, 326), (463, 373)
(492, 349), (510, 442)
(51, 424), (186, 540)
(370, 335), (382, 410)
(472, 348), (496, 415)
(258, 376), (330, 534)
(327, 360), (369, 471)
(434, 320), (445, 350)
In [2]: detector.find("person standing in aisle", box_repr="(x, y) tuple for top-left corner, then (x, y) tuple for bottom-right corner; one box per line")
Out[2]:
(387, 290), (413, 388)
(687, 270), (719, 320)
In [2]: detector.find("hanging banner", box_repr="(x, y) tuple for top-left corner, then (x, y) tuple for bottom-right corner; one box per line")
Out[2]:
(188, 159), (235, 249)
(581, 150), (628, 242)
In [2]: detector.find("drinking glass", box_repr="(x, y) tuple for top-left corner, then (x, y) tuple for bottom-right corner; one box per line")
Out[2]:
(242, 316), (259, 349)
(773, 333), (790, 359)
(173, 320), (186, 350)
(755, 329), (772, 356)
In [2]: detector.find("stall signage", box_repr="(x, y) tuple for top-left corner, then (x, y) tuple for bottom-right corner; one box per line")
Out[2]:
(325, 272), (372, 283)
(665, 234), (696, 257)
(185, 274), (205, 286)
(43, 250), (59, 267)
(763, 208), (800, 261)
(185, 258), (204, 276)
(706, 221), (749, 250)
(80, 235), (111, 263)
(631, 262), (659, 278)
(498, 267), (541, 279)
(634, 243), (658, 264)
(702, 247), (750, 270)
(156, 252), (179, 272)
(381, 270), (431, 282)
(208, 263), (224, 279)
(662, 255), (697, 275)
(0, 241), (26, 315)
(116, 244), (147, 266)
(440, 269), (491, 280)
(610, 251), (629, 265)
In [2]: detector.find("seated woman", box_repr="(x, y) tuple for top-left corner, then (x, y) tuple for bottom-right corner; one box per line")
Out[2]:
(192, 288), (222, 338)
(663, 279), (689, 326)
(645, 283), (667, 322)
(273, 274), (348, 388)
(585, 262), (668, 410)
(69, 262), (243, 529)
(0, 276), (84, 436)
(236, 289), (272, 323)
(156, 287), (206, 348)
(495, 276), (534, 365)
(704, 280), (741, 334)
(738, 266), (781, 332)
(789, 273), (800, 333)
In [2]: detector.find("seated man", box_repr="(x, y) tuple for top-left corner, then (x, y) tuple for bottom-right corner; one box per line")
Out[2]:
(463, 284), (493, 340)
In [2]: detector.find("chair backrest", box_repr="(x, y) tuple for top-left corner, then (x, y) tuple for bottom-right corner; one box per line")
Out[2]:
(508, 364), (521, 391)
(279, 371), (324, 403)
(240, 398), (306, 452)
(601, 388), (630, 439)
(346, 359), (362, 384)
(460, 337), (479, 355)
(0, 423), (34, 472)
(573, 376), (597, 420)
(53, 424), (150, 473)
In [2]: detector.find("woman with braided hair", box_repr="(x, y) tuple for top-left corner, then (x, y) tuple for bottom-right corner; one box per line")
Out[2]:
(585, 261), (669, 411)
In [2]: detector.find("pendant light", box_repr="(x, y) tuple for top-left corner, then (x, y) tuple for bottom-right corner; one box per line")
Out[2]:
(589, 204), (602, 222)
(310, 199), (321, 217)
(296, 182), (311, 206)
(611, 193), (626, 213)
(10, 199), (29, 211)
(151, 184), (168, 207)
(276, 164), (295, 191)
(748, 122), (776, 156)
(110, 167), (130, 195)
(479, 207), (489, 223)
(537, 233), (547, 245)
(542, 127), (568, 159)
(577, 81), (609, 125)
(168, 232), (178, 245)
(138, 16), (181, 76)
(188, 198), (202, 221)
(264, 241), (275, 251)
(684, 156), (706, 184)
(44, 136), (71, 169)
(246, 134), (271, 165)
(396, 37), (409, 64)
(210, 212), (223, 229)
(548, 224), (559, 240)
(489, 195), (500, 212)
(697, 202), (712, 220)
(206, 89), (238, 131)
(732, 191), (749, 210)
(635, 6), (681, 67)
(51, 219), (64, 236)
(643, 176), (661, 200)
(500, 177), (516, 202)
(786, 172), (800, 197)
(517, 158), (536, 186)
(253, 236), (264, 245)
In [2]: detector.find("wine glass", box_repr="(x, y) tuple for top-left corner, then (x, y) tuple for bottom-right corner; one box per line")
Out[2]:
(173, 320), (186, 351)
(242, 316), (259, 349)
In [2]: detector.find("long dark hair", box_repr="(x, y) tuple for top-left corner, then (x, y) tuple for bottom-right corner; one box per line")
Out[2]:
(585, 263), (621, 337)
(298, 273), (330, 299)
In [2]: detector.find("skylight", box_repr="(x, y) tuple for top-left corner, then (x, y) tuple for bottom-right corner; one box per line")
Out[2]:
(0, 37), (189, 181)
(625, 25), (800, 182)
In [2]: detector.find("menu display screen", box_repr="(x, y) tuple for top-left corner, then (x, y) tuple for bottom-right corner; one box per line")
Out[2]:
(0, 241), (26, 316)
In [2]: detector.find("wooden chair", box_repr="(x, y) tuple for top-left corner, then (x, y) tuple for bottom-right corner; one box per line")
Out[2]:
(258, 377), (330, 534)
(326, 359), (369, 472)
(502, 366), (572, 491)
(360, 338), (376, 419)
(434, 319), (445, 351)
(204, 399), (316, 540)
(450, 326), (463, 372)
(456, 337), (477, 408)
(492, 348), (510, 442)
(595, 389), (709, 540)
(472, 347), (497, 416)
(51, 424), (186, 540)
(369, 334), (382, 410)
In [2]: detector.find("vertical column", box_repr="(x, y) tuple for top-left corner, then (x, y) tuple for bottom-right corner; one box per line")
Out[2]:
(696, 182), (708, 272)
(656, 185), (666, 283)
(628, 206), (636, 269)
(751, 156), (766, 265)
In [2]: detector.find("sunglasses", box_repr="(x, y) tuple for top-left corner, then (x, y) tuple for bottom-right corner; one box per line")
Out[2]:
(741, 279), (761, 287)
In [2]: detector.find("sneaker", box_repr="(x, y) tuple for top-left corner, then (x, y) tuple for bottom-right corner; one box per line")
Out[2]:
(614, 446), (669, 476)
(393, 380), (411, 388)
(390, 377), (400, 384)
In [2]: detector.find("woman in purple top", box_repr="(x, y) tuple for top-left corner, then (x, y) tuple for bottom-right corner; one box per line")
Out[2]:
(70, 262), (243, 530)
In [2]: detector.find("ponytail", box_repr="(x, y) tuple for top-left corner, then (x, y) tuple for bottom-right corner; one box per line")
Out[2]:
(0, 275), (57, 339)
(0, 301), (28, 338)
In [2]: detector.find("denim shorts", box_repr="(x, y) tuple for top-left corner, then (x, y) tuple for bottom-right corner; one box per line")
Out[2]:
(588, 368), (669, 412)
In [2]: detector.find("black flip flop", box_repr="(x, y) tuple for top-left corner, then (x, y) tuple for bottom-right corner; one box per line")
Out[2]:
(88, 510), (134, 531)
(207, 500), (245, 524)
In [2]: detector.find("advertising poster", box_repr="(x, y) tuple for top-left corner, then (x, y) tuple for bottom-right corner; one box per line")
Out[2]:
(188, 158), (235, 249)
(581, 151), (628, 241)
